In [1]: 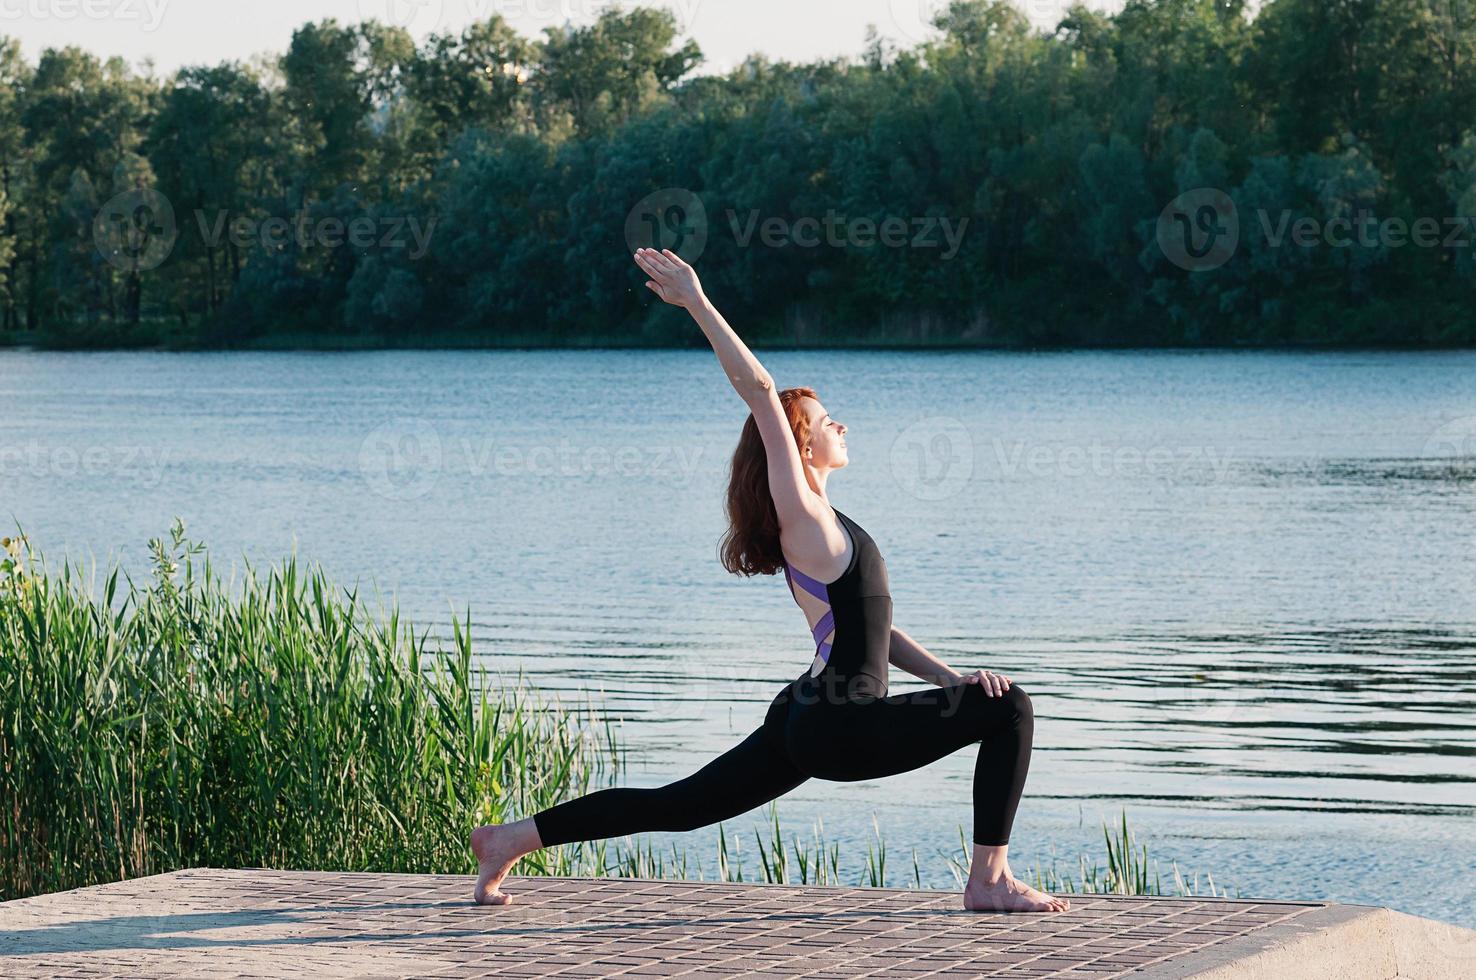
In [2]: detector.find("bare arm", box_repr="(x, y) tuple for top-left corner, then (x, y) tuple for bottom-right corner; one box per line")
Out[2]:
(888, 626), (963, 686)
(890, 626), (1014, 695)
(636, 249), (770, 399)
(633, 247), (819, 526)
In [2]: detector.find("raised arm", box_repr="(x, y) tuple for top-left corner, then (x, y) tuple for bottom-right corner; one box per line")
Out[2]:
(633, 247), (819, 526)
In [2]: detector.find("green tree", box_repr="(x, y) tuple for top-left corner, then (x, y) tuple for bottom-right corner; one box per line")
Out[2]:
(0, 38), (26, 330)
(403, 18), (535, 174)
(280, 20), (378, 197)
(534, 8), (702, 139)
(3, 0), (1475, 348)
(148, 63), (273, 324)
(22, 47), (152, 333)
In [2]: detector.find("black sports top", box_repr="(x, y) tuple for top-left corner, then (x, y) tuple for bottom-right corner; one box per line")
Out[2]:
(782, 507), (893, 701)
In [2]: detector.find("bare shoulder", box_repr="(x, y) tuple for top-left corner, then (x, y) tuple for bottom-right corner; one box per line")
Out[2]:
(777, 499), (851, 581)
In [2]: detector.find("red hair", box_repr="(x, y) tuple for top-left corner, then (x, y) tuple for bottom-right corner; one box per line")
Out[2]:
(719, 386), (818, 576)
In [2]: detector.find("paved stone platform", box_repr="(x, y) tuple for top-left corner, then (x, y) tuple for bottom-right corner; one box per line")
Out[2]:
(0, 868), (1470, 978)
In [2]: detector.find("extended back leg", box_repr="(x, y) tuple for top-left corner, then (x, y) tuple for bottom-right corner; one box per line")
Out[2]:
(473, 720), (808, 905)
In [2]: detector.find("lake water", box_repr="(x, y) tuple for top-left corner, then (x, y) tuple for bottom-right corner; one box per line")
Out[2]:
(2, 348), (1473, 930)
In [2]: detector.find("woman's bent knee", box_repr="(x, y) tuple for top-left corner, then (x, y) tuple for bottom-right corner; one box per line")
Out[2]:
(1005, 683), (1033, 723)
(974, 683), (1032, 731)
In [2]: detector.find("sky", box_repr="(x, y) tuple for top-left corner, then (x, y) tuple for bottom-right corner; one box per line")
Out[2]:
(0, 0), (1123, 77)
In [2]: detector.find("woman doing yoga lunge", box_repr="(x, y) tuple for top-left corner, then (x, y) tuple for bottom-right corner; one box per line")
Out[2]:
(470, 247), (1068, 913)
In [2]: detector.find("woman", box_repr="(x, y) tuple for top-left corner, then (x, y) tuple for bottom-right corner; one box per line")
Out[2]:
(471, 247), (1068, 913)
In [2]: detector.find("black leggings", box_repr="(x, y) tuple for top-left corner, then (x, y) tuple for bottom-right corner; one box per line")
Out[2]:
(532, 679), (1034, 848)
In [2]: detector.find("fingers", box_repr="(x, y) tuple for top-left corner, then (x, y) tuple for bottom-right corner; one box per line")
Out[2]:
(974, 669), (1005, 696)
(634, 249), (661, 276)
(636, 247), (677, 274)
(652, 253), (681, 277)
(634, 246), (690, 273)
(646, 246), (677, 270)
(959, 669), (1013, 696)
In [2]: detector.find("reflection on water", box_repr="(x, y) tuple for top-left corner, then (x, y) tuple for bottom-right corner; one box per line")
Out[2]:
(1, 348), (1473, 927)
(1249, 458), (1476, 487)
(1038, 625), (1476, 813)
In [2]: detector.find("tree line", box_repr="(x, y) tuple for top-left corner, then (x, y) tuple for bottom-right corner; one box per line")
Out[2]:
(1, 0), (1474, 349)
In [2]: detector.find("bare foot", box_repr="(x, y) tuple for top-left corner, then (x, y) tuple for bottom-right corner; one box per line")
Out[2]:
(471, 824), (520, 906)
(964, 872), (1071, 913)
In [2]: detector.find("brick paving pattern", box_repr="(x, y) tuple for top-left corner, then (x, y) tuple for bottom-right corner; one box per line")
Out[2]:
(0, 868), (1329, 978)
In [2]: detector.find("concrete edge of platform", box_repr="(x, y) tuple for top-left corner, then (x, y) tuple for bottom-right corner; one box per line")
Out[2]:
(1136, 902), (1476, 980)
(6, 869), (1473, 980)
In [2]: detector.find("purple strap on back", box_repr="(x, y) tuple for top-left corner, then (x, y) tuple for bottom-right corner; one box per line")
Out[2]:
(785, 562), (831, 601)
(810, 608), (835, 646)
(784, 560), (837, 662)
(794, 508), (848, 666)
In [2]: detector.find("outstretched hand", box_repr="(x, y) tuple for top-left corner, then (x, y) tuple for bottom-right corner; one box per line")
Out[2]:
(634, 247), (705, 309)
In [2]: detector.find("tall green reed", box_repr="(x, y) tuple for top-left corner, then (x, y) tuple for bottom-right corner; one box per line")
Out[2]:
(0, 521), (616, 899)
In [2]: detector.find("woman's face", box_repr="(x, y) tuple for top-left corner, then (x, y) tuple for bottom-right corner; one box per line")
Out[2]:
(800, 397), (848, 470)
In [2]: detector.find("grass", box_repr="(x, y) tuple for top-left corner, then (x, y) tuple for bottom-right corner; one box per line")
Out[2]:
(0, 521), (624, 899)
(0, 525), (1232, 900)
(632, 805), (1234, 897)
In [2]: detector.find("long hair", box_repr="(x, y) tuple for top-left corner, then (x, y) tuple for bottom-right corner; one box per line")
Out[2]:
(719, 386), (818, 576)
